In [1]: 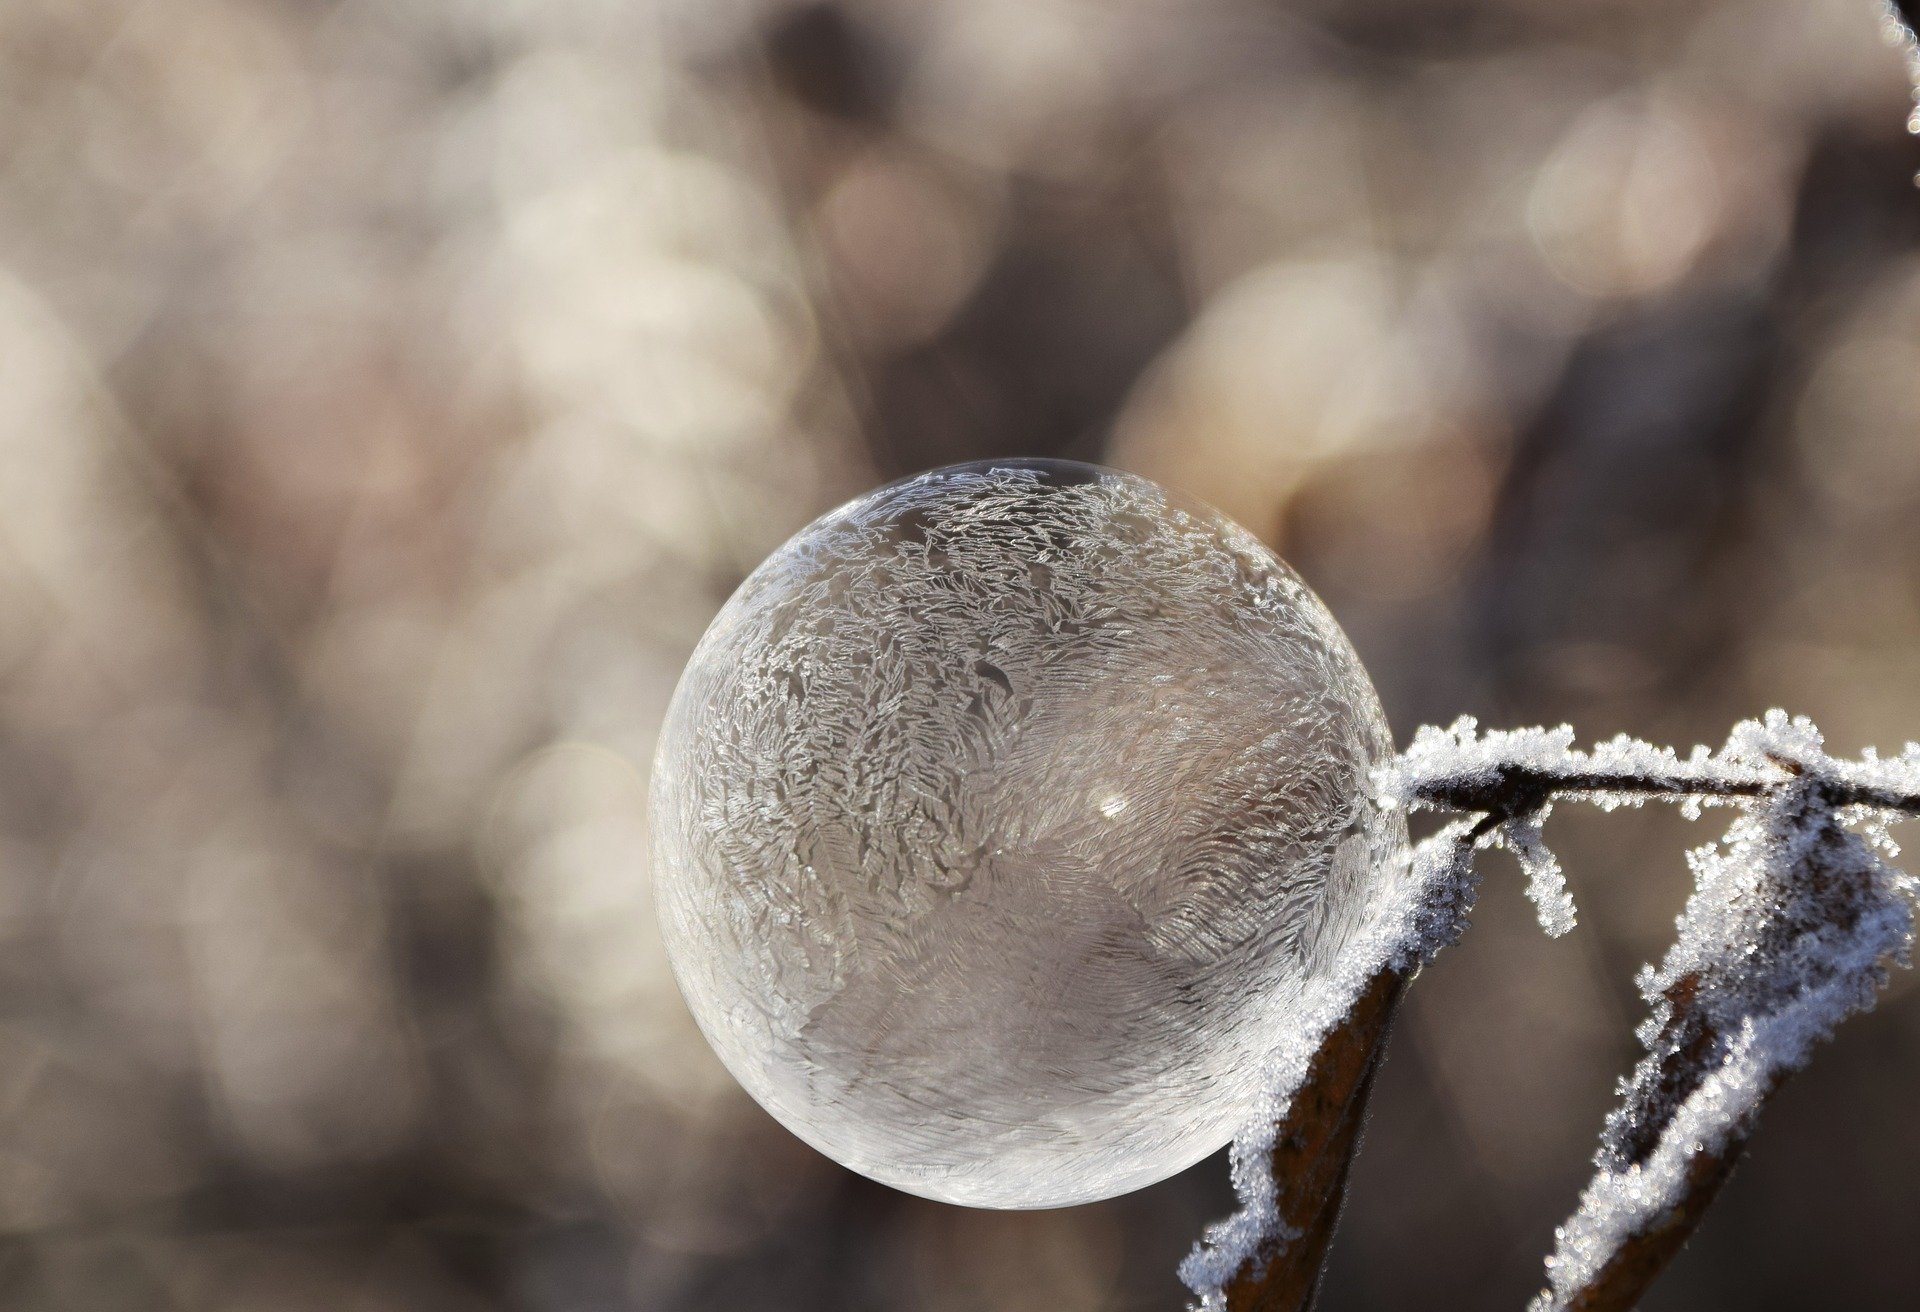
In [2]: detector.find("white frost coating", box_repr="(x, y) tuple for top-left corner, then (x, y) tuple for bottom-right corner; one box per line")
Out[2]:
(1538, 1008), (1871, 1307)
(1534, 713), (1918, 1309)
(1395, 716), (1577, 794)
(1386, 709), (1920, 937)
(1392, 713), (1776, 811)
(1179, 820), (1479, 1309)
(653, 459), (1407, 1209)
(1390, 717), (1593, 935)
(1396, 710), (1920, 808)
(1493, 807), (1577, 938)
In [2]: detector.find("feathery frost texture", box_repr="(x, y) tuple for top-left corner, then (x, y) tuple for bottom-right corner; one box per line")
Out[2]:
(653, 459), (1405, 1210)
(1185, 710), (1920, 1310)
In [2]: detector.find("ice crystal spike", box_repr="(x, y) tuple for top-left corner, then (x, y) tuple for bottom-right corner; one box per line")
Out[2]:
(649, 459), (1406, 1208)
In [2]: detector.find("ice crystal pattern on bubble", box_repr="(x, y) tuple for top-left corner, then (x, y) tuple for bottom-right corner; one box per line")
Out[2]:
(650, 461), (1406, 1208)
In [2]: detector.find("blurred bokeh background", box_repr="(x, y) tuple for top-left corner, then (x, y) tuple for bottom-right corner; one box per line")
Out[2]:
(2, 0), (1918, 1308)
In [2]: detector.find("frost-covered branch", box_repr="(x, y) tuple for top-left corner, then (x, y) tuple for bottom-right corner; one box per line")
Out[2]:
(1181, 969), (1402, 1312)
(1527, 717), (1919, 1311)
(1183, 712), (1920, 1312)
(1180, 822), (1479, 1312)
(1396, 715), (1920, 828)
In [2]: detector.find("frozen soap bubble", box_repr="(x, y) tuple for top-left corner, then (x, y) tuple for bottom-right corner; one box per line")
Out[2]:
(650, 460), (1405, 1208)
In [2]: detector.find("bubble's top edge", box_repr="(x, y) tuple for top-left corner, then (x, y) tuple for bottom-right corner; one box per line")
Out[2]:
(834, 458), (1126, 510)
(893, 457), (1116, 488)
(814, 458), (1197, 528)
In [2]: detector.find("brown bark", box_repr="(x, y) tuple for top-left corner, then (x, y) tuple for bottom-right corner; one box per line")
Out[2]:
(1559, 1142), (1747, 1312)
(1220, 968), (1403, 1312)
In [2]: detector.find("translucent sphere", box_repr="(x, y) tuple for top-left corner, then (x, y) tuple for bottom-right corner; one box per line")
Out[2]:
(650, 460), (1404, 1208)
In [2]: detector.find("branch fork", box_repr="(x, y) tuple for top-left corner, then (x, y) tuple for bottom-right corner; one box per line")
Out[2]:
(1185, 713), (1920, 1312)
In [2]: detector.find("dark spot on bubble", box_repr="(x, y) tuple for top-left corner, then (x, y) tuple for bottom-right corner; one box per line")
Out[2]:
(973, 660), (1014, 695)
(891, 506), (936, 548)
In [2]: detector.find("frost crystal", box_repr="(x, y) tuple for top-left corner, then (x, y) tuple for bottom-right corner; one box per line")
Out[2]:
(651, 459), (1406, 1209)
(1494, 807), (1577, 937)
(1390, 717), (1583, 934)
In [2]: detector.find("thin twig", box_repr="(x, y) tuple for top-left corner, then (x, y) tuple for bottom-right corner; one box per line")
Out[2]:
(1549, 967), (1759, 1312)
(1409, 760), (1920, 820)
